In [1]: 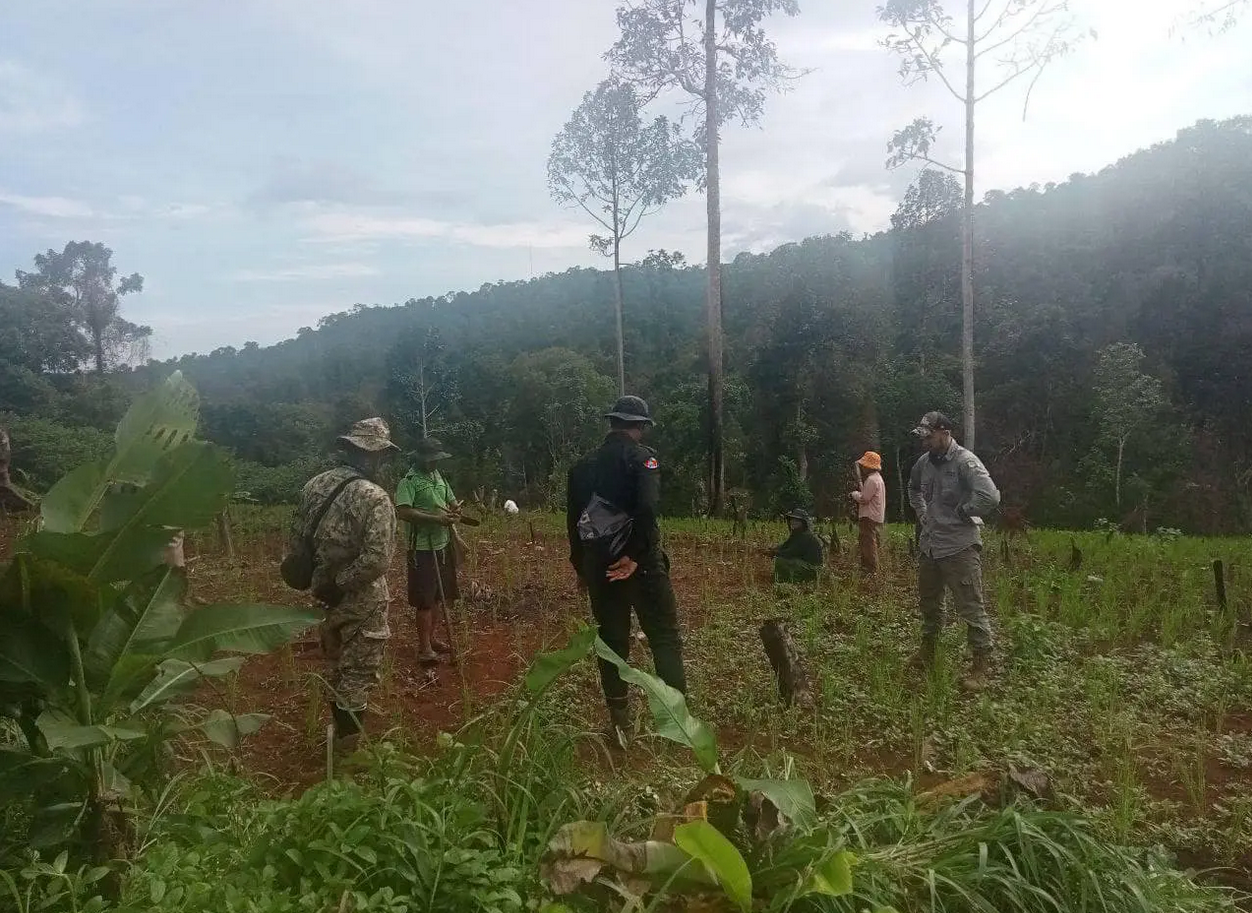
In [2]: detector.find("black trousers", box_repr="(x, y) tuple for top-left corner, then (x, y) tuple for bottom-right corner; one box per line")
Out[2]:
(585, 555), (687, 709)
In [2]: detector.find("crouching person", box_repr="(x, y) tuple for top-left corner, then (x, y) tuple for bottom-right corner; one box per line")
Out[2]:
(767, 509), (824, 584)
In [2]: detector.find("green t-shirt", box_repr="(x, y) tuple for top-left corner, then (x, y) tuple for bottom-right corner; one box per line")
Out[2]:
(395, 469), (455, 552)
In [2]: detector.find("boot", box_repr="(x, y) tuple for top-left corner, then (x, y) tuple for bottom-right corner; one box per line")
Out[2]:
(605, 702), (632, 752)
(961, 653), (992, 692)
(332, 705), (366, 756)
(906, 637), (937, 672)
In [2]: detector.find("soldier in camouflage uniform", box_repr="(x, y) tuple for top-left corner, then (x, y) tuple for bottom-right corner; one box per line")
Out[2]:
(906, 411), (1001, 691)
(286, 417), (399, 751)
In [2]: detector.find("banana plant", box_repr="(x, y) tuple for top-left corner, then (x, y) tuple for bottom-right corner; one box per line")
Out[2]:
(526, 627), (866, 911)
(0, 372), (320, 859)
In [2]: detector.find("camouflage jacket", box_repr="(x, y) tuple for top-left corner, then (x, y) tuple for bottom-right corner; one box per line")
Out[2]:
(287, 466), (397, 600)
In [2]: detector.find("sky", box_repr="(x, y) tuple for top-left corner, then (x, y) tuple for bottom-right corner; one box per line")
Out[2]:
(1, 0), (1248, 360)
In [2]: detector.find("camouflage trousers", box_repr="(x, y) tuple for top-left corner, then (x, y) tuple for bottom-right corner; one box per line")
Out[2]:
(918, 545), (993, 654)
(320, 585), (391, 712)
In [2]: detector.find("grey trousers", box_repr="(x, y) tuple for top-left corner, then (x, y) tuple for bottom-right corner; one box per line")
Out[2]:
(918, 545), (993, 654)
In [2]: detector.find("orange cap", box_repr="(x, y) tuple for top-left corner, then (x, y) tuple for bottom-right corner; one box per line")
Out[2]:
(857, 451), (882, 471)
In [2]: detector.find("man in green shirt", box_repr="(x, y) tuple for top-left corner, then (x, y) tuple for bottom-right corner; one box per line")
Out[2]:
(395, 437), (461, 665)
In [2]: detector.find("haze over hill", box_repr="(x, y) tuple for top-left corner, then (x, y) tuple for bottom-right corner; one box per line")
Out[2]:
(1, 0), (1248, 358)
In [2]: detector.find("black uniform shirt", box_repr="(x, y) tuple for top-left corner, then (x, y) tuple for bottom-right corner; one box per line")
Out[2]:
(566, 431), (662, 573)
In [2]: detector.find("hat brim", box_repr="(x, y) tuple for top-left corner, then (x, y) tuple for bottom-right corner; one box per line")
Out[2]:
(911, 425), (933, 437)
(339, 435), (400, 453)
(605, 412), (654, 425)
(857, 458), (881, 469)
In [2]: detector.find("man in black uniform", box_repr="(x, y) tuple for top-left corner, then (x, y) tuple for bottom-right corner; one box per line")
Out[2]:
(566, 395), (687, 747)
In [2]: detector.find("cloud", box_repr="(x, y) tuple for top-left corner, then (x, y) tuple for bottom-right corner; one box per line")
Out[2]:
(0, 190), (95, 219)
(0, 60), (85, 133)
(232, 262), (381, 282)
(301, 208), (589, 250)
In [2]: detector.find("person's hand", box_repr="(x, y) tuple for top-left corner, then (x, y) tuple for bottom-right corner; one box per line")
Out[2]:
(605, 555), (639, 582)
(314, 580), (345, 608)
(439, 507), (460, 526)
(956, 504), (973, 523)
(849, 491), (860, 501)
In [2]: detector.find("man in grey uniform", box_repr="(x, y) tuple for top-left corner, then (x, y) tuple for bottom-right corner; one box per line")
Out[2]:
(907, 411), (1001, 691)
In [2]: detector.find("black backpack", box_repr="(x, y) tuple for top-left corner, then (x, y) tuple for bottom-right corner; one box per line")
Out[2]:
(576, 493), (634, 569)
(280, 473), (362, 590)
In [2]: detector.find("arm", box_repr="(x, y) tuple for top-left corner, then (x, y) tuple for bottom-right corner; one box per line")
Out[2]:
(627, 451), (662, 561)
(336, 489), (397, 591)
(866, 475), (885, 513)
(907, 458), (928, 521)
(958, 455), (1001, 519)
(566, 463), (584, 573)
(396, 505), (454, 525)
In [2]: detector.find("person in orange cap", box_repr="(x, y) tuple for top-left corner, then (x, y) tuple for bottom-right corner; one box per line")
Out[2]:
(849, 451), (886, 574)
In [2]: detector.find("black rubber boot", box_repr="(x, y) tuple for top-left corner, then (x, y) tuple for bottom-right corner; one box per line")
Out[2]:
(606, 702), (632, 752)
(907, 636), (937, 672)
(332, 705), (365, 755)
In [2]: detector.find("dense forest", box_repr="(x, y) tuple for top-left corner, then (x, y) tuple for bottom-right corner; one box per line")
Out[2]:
(2, 117), (1250, 533)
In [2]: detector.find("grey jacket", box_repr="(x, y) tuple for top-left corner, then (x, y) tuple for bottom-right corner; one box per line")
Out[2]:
(908, 440), (1000, 559)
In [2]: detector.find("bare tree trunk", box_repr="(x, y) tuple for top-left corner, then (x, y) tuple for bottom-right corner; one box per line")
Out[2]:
(961, 0), (977, 450)
(613, 237), (626, 396)
(795, 400), (808, 481)
(1115, 438), (1124, 508)
(705, 0), (725, 516)
(895, 446), (906, 522)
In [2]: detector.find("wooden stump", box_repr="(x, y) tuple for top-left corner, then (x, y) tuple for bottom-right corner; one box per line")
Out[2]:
(759, 619), (813, 708)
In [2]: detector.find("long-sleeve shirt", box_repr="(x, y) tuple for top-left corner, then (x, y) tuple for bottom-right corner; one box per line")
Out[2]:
(287, 466), (397, 596)
(851, 471), (886, 524)
(566, 431), (663, 574)
(908, 439), (1000, 559)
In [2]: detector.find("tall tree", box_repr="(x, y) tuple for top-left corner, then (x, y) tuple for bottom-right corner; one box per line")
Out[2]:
(608, 0), (801, 515)
(548, 78), (701, 395)
(1093, 342), (1166, 510)
(879, 0), (1079, 449)
(16, 241), (149, 375)
(1181, 0), (1248, 32)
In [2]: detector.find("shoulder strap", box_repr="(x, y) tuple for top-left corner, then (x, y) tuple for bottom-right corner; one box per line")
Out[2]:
(305, 473), (363, 548)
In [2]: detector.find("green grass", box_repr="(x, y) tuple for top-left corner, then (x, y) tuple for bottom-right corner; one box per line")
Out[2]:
(4, 510), (1250, 910)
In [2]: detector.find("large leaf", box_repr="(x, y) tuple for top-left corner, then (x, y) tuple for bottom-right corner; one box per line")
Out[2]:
(0, 554), (101, 640)
(38, 717), (146, 751)
(673, 820), (753, 912)
(801, 849), (857, 898)
(96, 654), (163, 716)
(542, 821), (714, 895)
(109, 371), (200, 486)
(177, 709), (269, 748)
(593, 637), (719, 772)
(98, 441), (233, 533)
(0, 622), (70, 686)
(130, 656), (246, 713)
(0, 750), (78, 800)
(84, 568), (186, 689)
(737, 777), (817, 829)
(164, 604), (323, 662)
(524, 624), (597, 697)
(25, 527), (177, 585)
(40, 461), (107, 534)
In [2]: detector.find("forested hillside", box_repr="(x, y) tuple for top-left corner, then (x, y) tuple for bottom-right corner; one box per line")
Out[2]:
(4, 117), (1251, 532)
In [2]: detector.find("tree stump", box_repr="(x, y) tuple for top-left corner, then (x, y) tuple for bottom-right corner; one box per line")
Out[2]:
(759, 619), (814, 708)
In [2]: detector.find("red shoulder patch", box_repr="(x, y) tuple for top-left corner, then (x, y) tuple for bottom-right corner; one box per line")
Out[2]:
(644, 457), (659, 470)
